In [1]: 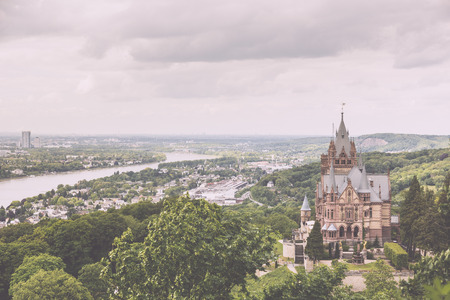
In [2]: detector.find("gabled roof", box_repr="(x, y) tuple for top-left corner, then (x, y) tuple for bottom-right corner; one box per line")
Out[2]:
(322, 224), (328, 230)
(328, 224), (337, 231)
(301, 195), (311, 211)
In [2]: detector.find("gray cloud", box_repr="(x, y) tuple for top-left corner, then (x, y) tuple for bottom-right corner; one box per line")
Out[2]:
(0, 0), (449, 135)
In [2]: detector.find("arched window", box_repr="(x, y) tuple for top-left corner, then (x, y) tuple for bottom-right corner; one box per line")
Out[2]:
(341, 207), (344, 220)
(354, 207), (358, 221)
(339, 226), (345, 237)
(331, 209), (334, 219)
(353, 226), (359, 238)
(369, 208), (372, 218)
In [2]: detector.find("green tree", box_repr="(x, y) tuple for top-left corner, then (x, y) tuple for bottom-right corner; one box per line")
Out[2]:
(0, 240), (49, 299)
(305, 220), (324, 263)
(363, 259), (400, 299)
(103, 195), (275, 299)
(10, 269), (92, 300)
(416, 189), (447, 254)
(78, 262), (108, 300)
(9, 254), (65, 292)
(400, 176), (423, 258)
(263, 260), (349, 299)
(437, 173), (450, 249)
(266, 213), (298, 239)
(400, 249), (450, 299)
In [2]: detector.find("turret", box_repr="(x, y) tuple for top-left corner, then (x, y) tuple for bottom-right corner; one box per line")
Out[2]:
(301, 195), (311, 226)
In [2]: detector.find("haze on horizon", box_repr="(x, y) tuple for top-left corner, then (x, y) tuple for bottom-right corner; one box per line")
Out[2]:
(0, 0), (449, 136)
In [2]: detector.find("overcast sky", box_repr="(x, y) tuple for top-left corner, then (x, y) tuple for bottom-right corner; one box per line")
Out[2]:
(0, 0), (449, 136)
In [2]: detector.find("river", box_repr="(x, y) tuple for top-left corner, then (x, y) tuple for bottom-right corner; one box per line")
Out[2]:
(0, 152), (215, 208)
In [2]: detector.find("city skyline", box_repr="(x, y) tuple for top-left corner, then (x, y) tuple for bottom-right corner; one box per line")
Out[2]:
(1, 0), (449, 136)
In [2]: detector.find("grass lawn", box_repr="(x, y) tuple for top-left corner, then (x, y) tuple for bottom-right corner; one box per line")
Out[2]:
(274, 240), (283, 257)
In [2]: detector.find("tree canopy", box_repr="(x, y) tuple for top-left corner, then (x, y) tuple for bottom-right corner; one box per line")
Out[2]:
(103, 195), (275, 299)
(10, 269), (92, 300)
(9, 254), (65, 293)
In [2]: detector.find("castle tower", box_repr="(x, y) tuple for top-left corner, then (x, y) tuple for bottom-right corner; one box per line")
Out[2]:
(301, 195), (311, 228)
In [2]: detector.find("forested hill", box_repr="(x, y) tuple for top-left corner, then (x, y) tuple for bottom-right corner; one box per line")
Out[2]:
(355, 133), (449, 152)
(254, 133), (448, 161)
(249, 148), (449, 208)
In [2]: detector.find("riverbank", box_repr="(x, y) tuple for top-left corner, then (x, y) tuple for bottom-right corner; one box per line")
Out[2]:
(0, 152), (216, 208)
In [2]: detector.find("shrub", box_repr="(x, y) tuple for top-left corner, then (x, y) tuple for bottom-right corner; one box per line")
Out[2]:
(373, 236), (380, 248)
(367, 252), (374, 259)
(384, 242), (408, 269)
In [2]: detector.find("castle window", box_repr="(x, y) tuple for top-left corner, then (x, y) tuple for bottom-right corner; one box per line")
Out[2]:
(347, 160), (351, 164)
(341, 207), (344, 220)
(364, 210), (367, 217)
(335, 160), (339, 165)
(341, 160), (346, 164)
(369, 208), (372, 218)
(339, 226), (345, 237)
(348, 190), (351, 201)
(353, 226), (359, 238)
(355, 207), (358, 221)
(331, 209), (334, 219)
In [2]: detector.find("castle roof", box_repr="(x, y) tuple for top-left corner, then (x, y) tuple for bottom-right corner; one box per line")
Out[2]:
(335, 112), (351, 157)
(322, 166), (387, 202)
(301, 195), (311, 211)
(358, 165), (371, 193)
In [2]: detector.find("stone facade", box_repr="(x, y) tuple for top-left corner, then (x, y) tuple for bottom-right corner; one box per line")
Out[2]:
(315, 113), (391, 244)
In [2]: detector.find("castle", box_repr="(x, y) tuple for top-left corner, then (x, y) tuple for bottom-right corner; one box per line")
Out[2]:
(315, 112), (391, 243)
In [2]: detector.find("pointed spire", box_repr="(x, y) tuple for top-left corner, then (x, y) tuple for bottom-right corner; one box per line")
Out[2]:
(335, 111), (351, 157)
(330, 160), (337, 193)
(358, 165), (370, 192)
(301, 195), (311, 211)
(358, 152), (363, 170)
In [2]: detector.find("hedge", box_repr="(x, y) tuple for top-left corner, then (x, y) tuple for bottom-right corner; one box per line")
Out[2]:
(384, 242), (408, 269)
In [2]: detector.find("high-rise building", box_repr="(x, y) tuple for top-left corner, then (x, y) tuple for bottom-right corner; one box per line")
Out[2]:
(21, 131), (31, 148)
(34, 137), (41, 148)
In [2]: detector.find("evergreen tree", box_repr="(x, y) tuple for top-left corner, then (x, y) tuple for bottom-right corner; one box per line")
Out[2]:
(400, 176), (423, 259)
(416, 189), (447, 254)
(305, 220), (324, 263)
(437, 172), (450, 249)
